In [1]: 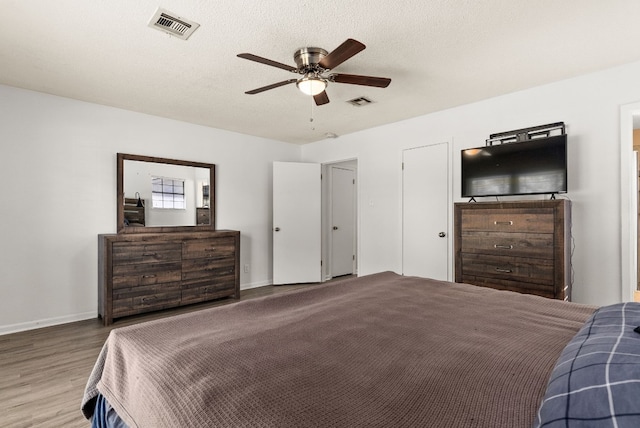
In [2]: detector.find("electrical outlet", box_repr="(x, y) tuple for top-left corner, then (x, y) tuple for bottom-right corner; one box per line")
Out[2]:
(244, 264), (250, 273)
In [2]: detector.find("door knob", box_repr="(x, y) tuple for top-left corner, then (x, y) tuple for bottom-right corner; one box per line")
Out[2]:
(438, 232), (446, 238)
(274, 227), (280, 232)
(333, 226), (339, 230)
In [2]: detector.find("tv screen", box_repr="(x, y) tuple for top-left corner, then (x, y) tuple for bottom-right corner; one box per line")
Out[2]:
(461, 134), (567, 198)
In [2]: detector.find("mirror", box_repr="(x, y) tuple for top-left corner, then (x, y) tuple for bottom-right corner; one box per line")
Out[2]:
(117, 153), (215, 233)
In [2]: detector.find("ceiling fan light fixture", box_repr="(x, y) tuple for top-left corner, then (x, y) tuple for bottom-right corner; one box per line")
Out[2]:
(238, 39), (391, 106)
(297, 74), (327, 96)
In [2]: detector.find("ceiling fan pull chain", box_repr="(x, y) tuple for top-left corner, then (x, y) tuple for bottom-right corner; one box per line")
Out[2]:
(310, 95), (315, 130)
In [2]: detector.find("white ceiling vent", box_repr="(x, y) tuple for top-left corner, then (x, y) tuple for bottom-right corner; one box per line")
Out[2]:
(148, 8), (200, 40)
(347, 96), (373, 107)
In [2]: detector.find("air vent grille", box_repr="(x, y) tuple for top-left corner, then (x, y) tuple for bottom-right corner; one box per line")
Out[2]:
(347, 96), (373, 107)
(148, 8), (200, 40)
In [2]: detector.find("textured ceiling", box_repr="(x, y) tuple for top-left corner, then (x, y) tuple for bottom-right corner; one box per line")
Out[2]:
(2, 0), (640, 144)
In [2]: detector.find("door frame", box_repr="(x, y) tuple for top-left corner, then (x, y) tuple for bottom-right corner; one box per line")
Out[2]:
(322, 159), (358, 281)
(621, 101), (640, 302)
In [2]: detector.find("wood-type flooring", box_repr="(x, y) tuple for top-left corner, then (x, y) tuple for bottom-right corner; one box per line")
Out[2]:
(0, 282), (320, 427)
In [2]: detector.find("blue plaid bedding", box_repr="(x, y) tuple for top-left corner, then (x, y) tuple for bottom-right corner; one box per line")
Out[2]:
(535, 302), (640, 427)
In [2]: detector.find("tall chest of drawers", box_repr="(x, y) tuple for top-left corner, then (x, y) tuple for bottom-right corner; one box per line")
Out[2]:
(454, 200), (571, 300)
(98, 230), (240, 325)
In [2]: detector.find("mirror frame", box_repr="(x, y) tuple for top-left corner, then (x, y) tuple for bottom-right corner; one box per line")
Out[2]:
(117, 153), (216, 233)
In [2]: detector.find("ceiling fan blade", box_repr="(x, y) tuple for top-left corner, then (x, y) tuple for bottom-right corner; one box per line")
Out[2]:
(237, 53), (298, 72)
(332, 73), (391, 88)
(318, 39), (366, 70)
(245, 79), (298, 94)
(314, 91), (330, 106)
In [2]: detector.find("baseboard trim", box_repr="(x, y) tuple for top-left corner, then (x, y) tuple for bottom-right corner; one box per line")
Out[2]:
(0, 311), (97, 336)
(241, 280), (272, 290)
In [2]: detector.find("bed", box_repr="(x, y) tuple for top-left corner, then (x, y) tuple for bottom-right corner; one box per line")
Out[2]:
(81, 272), (640, 427)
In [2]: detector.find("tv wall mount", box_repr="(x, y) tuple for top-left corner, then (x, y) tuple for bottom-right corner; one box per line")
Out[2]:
(485, 122), (565, 146)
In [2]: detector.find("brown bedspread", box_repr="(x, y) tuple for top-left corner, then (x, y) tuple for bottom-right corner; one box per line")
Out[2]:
(82, 272), (595, 427)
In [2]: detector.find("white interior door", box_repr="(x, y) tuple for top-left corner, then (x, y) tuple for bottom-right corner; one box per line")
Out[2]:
(330, 167), (355, 277)
(402, 143), (449, 280)
(273, 161), (321, 284)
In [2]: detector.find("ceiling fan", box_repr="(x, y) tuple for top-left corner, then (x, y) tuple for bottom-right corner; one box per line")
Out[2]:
(237, 39), (391, 106)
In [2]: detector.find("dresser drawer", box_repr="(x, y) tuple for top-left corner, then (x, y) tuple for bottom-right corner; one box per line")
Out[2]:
(112, 242), (182, 265)
(460, 209), (555, 233)
(460, 253), (554, 285)
(112, 261), (182, 288)
(460, 231), (554, 259)
(457, 275), (556, 299)
(181, 277), (237, 304)
(112, 282), (182, 317)
(182, 258), (235, 281)
(182, 237), (236, 259)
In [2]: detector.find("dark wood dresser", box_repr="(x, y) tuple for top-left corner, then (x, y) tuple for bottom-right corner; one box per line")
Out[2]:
(98, 230), (240, 325)
(196, 207), (211, 225)
(454, 200), (571, 300)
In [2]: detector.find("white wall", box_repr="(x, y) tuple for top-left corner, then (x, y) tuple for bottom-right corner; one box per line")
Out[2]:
(302, 60), (640, 306)
(0, 84), (299, 334)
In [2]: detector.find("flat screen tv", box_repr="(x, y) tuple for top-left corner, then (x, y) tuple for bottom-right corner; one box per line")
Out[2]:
(461, 134), (567, 198)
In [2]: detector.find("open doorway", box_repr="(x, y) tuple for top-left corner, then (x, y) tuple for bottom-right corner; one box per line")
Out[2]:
(620, 102), (640, 302)
(322, 159), (357, 281)
(634, 124), (640, 301)
(271, 160), (356, 285)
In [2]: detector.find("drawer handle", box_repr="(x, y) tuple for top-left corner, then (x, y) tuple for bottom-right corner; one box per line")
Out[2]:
(141, 296), (157, 303)
(495, 268), (512, 273)
(205, 248), (216, 252)
(494, 244), (513, 250)
(142, 253), (158, 257)
(142, 274), (157, 279)
(494, 221), (513, 226)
